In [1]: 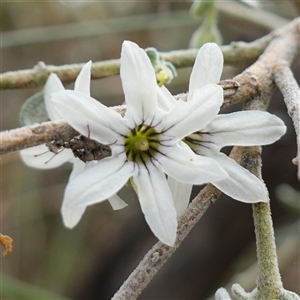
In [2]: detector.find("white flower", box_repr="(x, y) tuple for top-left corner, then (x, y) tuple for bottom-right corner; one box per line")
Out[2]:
(50, 40), (228, 246)
(163, 43), (286, 217)
(20, 62), (127, 228)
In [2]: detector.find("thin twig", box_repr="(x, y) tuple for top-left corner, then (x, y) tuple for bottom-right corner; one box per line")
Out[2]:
(229, 145), (284, 299)
(0, 60), (120, 89)
(0, 120), (78, 154)
(252, 199), (283, 298)
(0, 47), (253, 89)
(112, 184), (221, 300)
(1, 18), (297, 90)
(0, 105), (126, 156)
(242, 96), (283, 298)
(274, 66), (300, 179)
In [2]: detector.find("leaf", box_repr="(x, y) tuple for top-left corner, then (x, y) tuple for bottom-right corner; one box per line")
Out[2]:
(19, 91), (48, 126)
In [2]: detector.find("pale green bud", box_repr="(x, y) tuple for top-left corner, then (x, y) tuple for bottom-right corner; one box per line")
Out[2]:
(190, 0), (215, 19)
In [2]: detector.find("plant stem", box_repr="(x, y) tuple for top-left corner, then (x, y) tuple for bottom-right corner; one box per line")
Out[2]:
(234, 145), (283, 299)
(252, 200), (283, 298)
(274, 66), (300, 180)
(1, 17), (298, 90)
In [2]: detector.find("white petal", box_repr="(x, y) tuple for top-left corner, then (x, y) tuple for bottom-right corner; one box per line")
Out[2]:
(61, 160), (128, 228)
(61, 204), (86, 228)
(65, 155), (133, 207)
(51, 90), (127, 144)
(164, 84), (223, 139)
(108, 194), (128, 210)
(188, 43), (223, 101)
(20, 144), (72, 169)
(168, 176), (193, 218)
(203, 111), (287, 150)
(157, 85), (176, 112)
(133, 167), (177, 246)
(61, 163), (87, 228)
(69, 159), (86, 181)
(44, 73), (65, 120)
(74, 61), (91, 95)
(210, 152), (269, 203)
(160, 141), (227, 185)
(121, 41), (158, 123)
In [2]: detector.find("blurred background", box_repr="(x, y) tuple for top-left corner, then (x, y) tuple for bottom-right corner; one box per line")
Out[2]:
(1, 1), (299, 299)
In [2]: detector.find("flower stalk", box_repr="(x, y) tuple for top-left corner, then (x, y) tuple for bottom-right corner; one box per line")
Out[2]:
(252, 200), (283, 298)
(242, 94), (283, 298)
(237, 145), (283, 298)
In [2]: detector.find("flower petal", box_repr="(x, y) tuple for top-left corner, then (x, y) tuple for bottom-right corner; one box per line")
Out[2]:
(188, 43), (223, 101)
(61, 161), (128, 227)
(74, 61), (91, 95)
(210, 152), (269, 203)
(163, 84), (223, 139)
(20, 144), (72, 169)
(65, 155), (133, 207)
(160, 141), (228, 185)
(68, 159), (86, 181)
(108, 194), (128, 210)
(44, 73), (65, 120)
(157, 85), (176, 112)
(203, 111), (287, 150)
(168, 176), (193, 218)
(121, 41), (158, 123)
(133, 167), (177, 246)
(51, 90), (127, 144)
(61, 204), (86, 228)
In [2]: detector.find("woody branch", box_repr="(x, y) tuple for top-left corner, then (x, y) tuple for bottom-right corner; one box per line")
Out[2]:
(0, 18), (299, 180)
(111, 21), (300, 296)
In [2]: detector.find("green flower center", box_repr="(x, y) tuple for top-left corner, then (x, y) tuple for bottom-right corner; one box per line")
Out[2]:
(125, 124), (160, 163)
(183, 132), (203, 153)
(183, 133), (198, 147)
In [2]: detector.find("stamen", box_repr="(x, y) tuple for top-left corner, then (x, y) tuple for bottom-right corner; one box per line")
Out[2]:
(125, 124), (160, 163)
